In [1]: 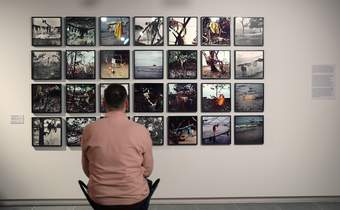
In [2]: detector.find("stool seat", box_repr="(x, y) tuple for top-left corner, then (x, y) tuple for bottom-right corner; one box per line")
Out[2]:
(78, 179), (160, 210)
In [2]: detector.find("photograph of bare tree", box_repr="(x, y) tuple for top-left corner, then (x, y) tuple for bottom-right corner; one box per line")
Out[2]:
(234, 115), (264, 145)
(201, 116), (231, 145)
(235, 83), (264, 112)
(100, 50), (129, 79)
(134, 50), (163, 79)
(202, 83), (231, 112)
(201, 50), (230, 79)
(32, 51), (61, 80)
(100, 16), (130, 46)
(66, 117), (96, 146)
(32, 17), (61, 46)
(66, 50), (95, 80)
(168, 17), (197, 46)
(201, 17), (230, 46)
(168, 116), (197, 145)
(32, 84), (61, 113)
(134, 116), (164, 145)
(66, 84), (96, 113)
(235, 50), (264, 79)
(168, 50), (197, 79)
(134, 17), (164, 46)
(100, 83), (129, 113)
(66, 17), (96, 46)
(32, 117), (62, 147)
(234, 17), (264, 46)
(134, 83), (163, 112)
(168, 83), (197, 112)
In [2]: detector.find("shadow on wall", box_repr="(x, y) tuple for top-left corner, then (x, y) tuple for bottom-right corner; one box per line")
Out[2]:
(80, 0), (102, 7)
(160, 0), (191, 7)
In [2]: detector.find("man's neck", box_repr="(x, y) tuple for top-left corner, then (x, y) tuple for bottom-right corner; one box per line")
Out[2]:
(104, 110), (126, 118)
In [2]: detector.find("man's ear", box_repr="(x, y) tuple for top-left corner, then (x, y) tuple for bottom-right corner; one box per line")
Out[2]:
(103, 99), (108, 110)
(124, 99), (129, 109)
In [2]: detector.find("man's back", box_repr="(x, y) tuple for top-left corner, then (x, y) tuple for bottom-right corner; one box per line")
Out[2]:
(81, 111), (153, 206)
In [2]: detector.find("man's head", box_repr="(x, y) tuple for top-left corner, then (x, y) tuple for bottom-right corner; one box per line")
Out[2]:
(104, 84), (128, 112)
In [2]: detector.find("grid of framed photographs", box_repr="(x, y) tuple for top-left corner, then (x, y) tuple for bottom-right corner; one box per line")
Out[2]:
(31, 16), (264, 147)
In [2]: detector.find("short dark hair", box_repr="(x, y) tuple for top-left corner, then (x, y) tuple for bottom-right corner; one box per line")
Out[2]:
(104, 84), (127, 109)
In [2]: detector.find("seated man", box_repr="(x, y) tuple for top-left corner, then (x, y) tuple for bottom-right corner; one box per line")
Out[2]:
(81, 84), (153, 210)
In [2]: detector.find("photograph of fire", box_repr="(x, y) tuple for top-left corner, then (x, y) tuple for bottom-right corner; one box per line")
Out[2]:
(201, 83), (231, 112)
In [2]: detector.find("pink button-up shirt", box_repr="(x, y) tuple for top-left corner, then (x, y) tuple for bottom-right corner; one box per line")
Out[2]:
(81, 111), (153, 205)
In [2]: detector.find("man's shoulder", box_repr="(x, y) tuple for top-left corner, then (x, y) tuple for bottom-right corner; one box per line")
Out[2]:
(129, 120), (148, 133)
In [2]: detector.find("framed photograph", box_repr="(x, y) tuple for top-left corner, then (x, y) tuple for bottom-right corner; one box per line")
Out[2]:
(234, 115), (264, 145)
(235, 50), (264, 79)
(133, 83), (163, 112)
(32, 50), (61, 80)
(168, 17), (197, 46)
(235, 83), (264, 112)
(32, 17), (62, 46)
(32, 84), (61, 113)
(134, 17), (164, 46)
(167, 83), (197, 112)
(234, 17), (264, 46)
(201, 116), (231, 145)
(100, 83), (130, 113)
(168, 50), (197, 79)
(134, 50), (163, 79)
(201, 83), (231, 112)
(65, 17), (96, 46)
(168, 116), (197, 145)
(133, 116), (164, 145)
(66, 117), (96, 146)
(66, 50), (96, 80)
(100, 16), (130, 46)
(66, 84), (96, 113)
(201, 17), (231, 46)
(32, 117), (62, 147)
(100, 50), (129, 79)
(201, 50), (230, 79)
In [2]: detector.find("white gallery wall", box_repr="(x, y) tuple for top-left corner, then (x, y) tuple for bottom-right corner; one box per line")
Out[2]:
(0, 0), (340, 201)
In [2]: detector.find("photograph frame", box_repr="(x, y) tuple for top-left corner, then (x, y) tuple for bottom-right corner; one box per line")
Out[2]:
(133, 50), (164, 79)
(200, 16), (231, 46)
(167, 116), (198, 146)
(201, 83), (232, 113)
(66, 117), (96, 147)
(200, 50), (231, 80)
(32, 117), (62, 147)
(234, 50), (264, 80)
(31, 50), (62, 80)
(234, 83), (264, 113)
(234, 115), (264, 145)
(167, 16), (198, 46)
(65, 50), (96, 80)
(133, 116), (164, 146)
(167, 83), (197, 113)
(32, 16), (62, 47)
(66, 83), (96, 113)
(99, 50), (130, 80)
(99, 83), (130, 113)
(99, 16), (130, 46)
(65, 16), (96, 46)
(167, 50), (198, 80)
(31, 84), (62, 114)
(201, 115), (231, 145)
(133, 16), (164, 46)
(234, 16), (264, 47)
(133, 83), (164, 113)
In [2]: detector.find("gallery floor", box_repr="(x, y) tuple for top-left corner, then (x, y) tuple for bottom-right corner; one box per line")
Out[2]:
(0, 202), (340, 210)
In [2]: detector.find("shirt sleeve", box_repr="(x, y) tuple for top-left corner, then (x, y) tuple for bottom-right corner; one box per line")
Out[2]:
(81, 125), (90, 177)
(142, 128), (154, 177)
